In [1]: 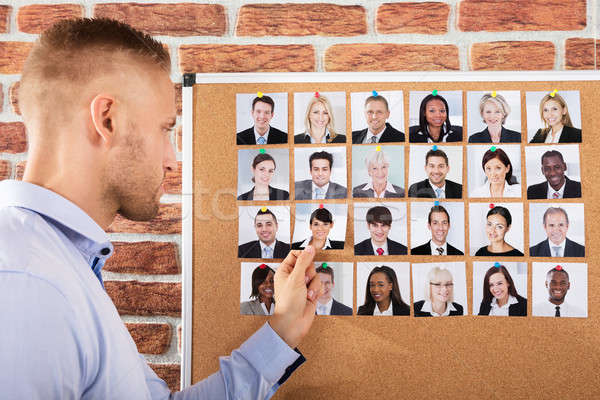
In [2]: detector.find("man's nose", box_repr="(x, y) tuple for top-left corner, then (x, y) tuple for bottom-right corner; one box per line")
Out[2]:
(163, 135), (177, 173)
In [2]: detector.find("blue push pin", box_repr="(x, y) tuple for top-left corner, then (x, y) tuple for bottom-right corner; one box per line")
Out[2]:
(432, 145), (438, 151)
(494, 262), (501, 268)
(372, 90), (378, 97)
(434, 201), (440, 206)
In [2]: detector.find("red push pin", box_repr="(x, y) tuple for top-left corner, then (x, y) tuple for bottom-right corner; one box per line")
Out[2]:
(319, 203), (324, 209)
(555, 265), (563, 271)
(315, 91), (320, 98)
(489, 203), (495, 209)
(259, 263), (267, 269)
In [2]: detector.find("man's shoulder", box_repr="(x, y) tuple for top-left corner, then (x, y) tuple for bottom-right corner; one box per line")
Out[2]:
(354, 238), (372, 254)
(527, 181), (547, 198)
(331, 299), (353, 315)
(411, 241), (431, 255)
(236, 127), (255, 144)
(351, 128), (367, 143)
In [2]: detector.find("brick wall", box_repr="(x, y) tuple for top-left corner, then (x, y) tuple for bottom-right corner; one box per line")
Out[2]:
(0, 0), (597, 392)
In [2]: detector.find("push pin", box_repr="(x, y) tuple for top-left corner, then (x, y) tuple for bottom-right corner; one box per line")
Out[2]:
(432, 89), (438, 96)
(375, 145), (381, 151)
(259, 148), (265, 154)
(372, 90), (378, 97)
(315, 91), (320, 98)
(434, 201), (440, 206)
(257, 91), (263, 98)
(432, 145), (438, 151)
(261, 206), (267, 212)
(550, 89), (558, 97)
(494, 262), (501, 268)
(319, 203), (324, 209)
(489, 203), (495, 209)
(322, 263), (328, 269)
(259, 263), (267, 269)
(555, 265), (563, 271)
(491, 91), (497, 98)
(490, 146), (497, 152)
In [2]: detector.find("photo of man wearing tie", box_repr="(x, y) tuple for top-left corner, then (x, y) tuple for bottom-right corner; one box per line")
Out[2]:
(408, 148), (462, 199)
(533, 264), (587, 318)
(354, 205), (407, 256)
(238, 208), (291, 258)
(526, 149), (581, 199)
(236, 94), (288, 145)
(315, 264), (353, 316)
(411, 205), (464, 256)
(351, 93), (405, 144)
(529, 206), (585, 257)
(294, 150), (347, 200)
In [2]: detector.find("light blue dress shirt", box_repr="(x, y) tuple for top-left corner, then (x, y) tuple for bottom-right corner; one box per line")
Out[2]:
(0, 180), (301, 399)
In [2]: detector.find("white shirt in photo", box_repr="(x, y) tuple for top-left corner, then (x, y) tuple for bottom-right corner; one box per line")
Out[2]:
(371, 239), (388, 255)
(471, 181), (521, 198)
(429, 241), (448, 256)
(298, 236), (333, 250)
(548, 239), (566, 257)
(316, 298), (333, 315)
(544, 127), (563, 143)
(429, 180), (446, 198)
(259, 240), (276, 259)
(363, 128), (385, 144)
(488, 294), (519, 316)
(546, 181), (566, 199)
(260, 301), (275, 315)
(533, 300), (586, 318)
(254, 126), (270, 144)
(373, 302), (394, 316)
(359, 180), (398, 198)
(421, 300), (459, 316)
(311, 182), (330, 200)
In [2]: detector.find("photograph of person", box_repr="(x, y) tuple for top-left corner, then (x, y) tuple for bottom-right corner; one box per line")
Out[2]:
(469, 203), (524, 257)
(293, 91), (346, 144)
(408, 91), (463, 143)
(291, 204), (347, 250)
(412, 262), (466, 317)
(473, 262), (527, 317)
(294, 148), (347, 200)
(354, 203), (407, 256)
(532, 263), (587, 318)
(467, 145), (521, 198)
(411, 203), (464, 256)
(408, 146), (462, 198)
(350, 91), (405, 143)
(467, 91), (521, 143)
(526, 91), (582, 143)
(352, 146), (404, 198)
(314, 262), (353, 316)
(356, 263), (410, 316)
(238, 206), (290, 258)
(529, 204), (585, 257)
(236, 93), (288, 145)
(240, 263), (276, 315)
(237, 149), (289, 201)
(525, 146), (581, 199)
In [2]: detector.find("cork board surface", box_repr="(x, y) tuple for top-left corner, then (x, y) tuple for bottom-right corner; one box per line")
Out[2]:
(191, 79), (599, 399)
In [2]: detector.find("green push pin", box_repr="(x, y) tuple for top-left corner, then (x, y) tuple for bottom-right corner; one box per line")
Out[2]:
(490, 146), (496, 152)
(432, 89), (438, 96)
(259, 148), (265, 154)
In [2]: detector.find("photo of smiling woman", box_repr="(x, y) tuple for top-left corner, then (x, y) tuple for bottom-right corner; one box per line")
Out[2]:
(530, 92), (581, 143)
(357, 265), (410, 316)
(468, 92), (521, 143)
(238, 151), (289, 201)
(352, 147), (405, 198)
(470, 147), (521, 198)
(291, 205), (346, 250)
(477, 264), (527, 316)
(475, 206), (524, 257)
(240, 264), (275, 315)
(294, 93), (346, 144)
(409, 92), (463, 143)
(414, 265), (465, 317)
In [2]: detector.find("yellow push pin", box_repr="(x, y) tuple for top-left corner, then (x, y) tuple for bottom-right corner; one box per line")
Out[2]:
(261, 206), (267, 212)
(491, 91), (497, 97)
(550, 89), (558, 97)
(375, 145), (381, 151)
(257, 91), (263, 98)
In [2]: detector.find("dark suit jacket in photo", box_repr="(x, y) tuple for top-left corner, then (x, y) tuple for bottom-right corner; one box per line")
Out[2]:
(293, 133), (347, 144)
(354, 238), (407, 256)
(351, 123), (405, 144)
(236, 126), (288, 145)
(413, 300), (463, 317)
(294, 179), (347, 200)
(407, 179), (462, 199)
(237, 186), (289, 201)
(329, 299), (353, 316)
(530, 125), (582, 143)
(526, 176), (581, 199)
(352, 183), (405, 198)
(409, 125), (463, 143)
(357, 299), (410, 316)
(411, 240), (464, 256)
(291, 239), (344, 250)
(529, 237), (585, 257)
(478, 294), (527, 316)
(468, 126), (521, 143)
(238, 240), (290, 258)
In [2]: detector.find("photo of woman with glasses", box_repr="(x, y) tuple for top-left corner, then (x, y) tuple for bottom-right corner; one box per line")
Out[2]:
(414, 266), (464, 317)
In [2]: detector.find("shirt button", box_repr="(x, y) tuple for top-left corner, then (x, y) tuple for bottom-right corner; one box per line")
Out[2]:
(100, 248), (110, 256)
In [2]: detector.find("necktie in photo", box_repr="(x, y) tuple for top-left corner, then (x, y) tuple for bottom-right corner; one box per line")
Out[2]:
(315, 187), (325, 200)
(555, 306), (561, 317)
(435, 188), (443, 198)
(376, 248), (384, 256)
(553, 192), (560, 199)
(436, 247), (444, 255)
(257, 136), (266, 144)
(370, 136), (378, 143)
(552, 246), (561, 257)
(264, 246), (272, 259)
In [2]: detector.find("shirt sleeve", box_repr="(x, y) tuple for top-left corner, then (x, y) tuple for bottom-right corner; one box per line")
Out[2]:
(148, 323), (303, 400)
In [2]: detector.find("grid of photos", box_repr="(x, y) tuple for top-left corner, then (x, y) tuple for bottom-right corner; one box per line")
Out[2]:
(235, 89), (587, 318)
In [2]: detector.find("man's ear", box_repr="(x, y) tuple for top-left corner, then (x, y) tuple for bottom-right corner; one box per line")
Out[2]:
(90, 93), (116, 145)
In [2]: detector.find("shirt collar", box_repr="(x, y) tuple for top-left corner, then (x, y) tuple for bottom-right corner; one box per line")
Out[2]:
(305, 128), (330, 143)
(421, 299), (456, 316)
(362, 180), (396, 196)
(491, 294), (518, 309)
(428, 180), (446, 194)
(299, 236), (332, 250)
(549, 238), (566, 251)
(311, 182), (330, 198)
(547, 180), (566, 198)
(371, 239), (388, 255)
(0, 180), (114, 264)
(316, 297), (333, 315)
(365, 127), (385, 143)
(430, 241), (447, 255)
(254, 126), (270, 143)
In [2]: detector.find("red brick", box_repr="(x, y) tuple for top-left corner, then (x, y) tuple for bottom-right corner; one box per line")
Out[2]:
(105, 281), (181, 316)
(149, 364), (180, 391)
(0, 42), (34, 74)
(94, 3), (225, 36)
(126, 323), (171, 354)
(9, 81), (20, 116)
(177, 324), (182, 354)
(0, 122), (27, 153)
(107, 203), (181, 234)
(15, 161), (25, 180)
(17, 4), (83, 34)
(104, 241), (179, 275)
(236, 4), (366, 37)
(325, 43), (459, 71)
(565, 38), (596, 70)
(377, 2), (450, 35)
(163, 162), (181, 194)
(0, 83), (3, 113)
(0, 6), (10, 33)
(0, 160), (10, 181)
(458, 0), (586, 32)
(174, 83), (182, 116)
(470, 41), (555, 70)
(179, 44), (315, 73)
(176, 126), (182, 153)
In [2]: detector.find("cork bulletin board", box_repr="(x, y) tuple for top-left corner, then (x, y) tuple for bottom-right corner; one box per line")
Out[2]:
(181, 72), (600, 398)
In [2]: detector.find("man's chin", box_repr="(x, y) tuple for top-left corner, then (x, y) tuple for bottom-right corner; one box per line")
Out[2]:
(118, 201), (160, 222)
